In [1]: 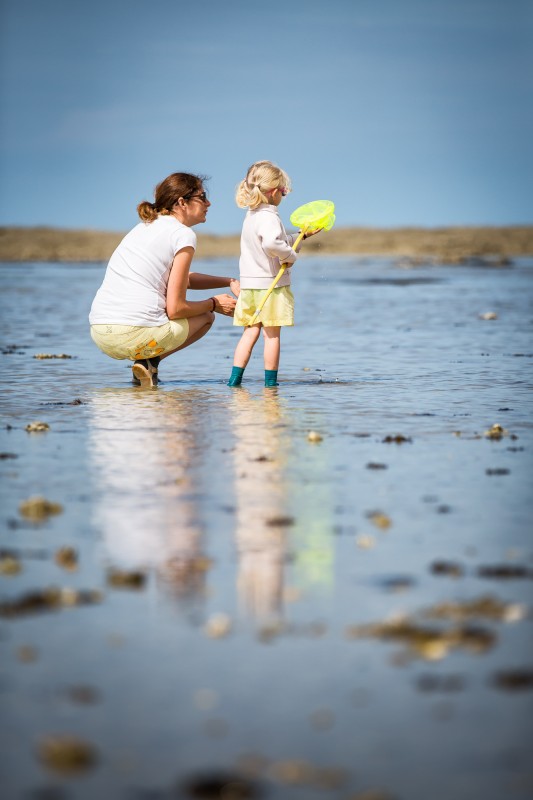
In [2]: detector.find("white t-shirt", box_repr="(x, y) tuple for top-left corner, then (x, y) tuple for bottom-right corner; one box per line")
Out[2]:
(239, 204), (299, 289)
(89, 215), (197, 326)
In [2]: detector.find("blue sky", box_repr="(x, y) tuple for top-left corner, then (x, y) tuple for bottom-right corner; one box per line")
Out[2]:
(1, 0), (532, 234)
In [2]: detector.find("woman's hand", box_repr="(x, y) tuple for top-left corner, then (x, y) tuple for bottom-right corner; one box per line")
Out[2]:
(214, 294), (237, 316)
(229, 277), (240, 297)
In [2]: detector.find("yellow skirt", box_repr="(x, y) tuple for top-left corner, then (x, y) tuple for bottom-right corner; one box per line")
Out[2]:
(233, 286), (294, 327)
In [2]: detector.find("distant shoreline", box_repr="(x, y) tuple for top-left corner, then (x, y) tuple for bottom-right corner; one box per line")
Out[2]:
(1, 224), (532, 264)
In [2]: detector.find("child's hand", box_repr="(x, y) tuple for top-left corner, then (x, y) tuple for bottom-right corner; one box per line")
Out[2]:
(229, 277), (240, 297)
(303, 227), (323, 240)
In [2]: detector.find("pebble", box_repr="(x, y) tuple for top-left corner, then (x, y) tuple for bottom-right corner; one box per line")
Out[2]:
(430, 560), (464, 578)
(0, 587), (102, 618)
(355, 534), (376, 549)
(25, 421), (50, 433)
(205, 613), (232, 638)
(55, 547), (78, 571)
(492, 669), (533, 691)
(423, 595), (525, 622)
(484, 423), (509, 439)
(382, 434), (412, 444)
(367, 511), (392, 530)
(37, 734), (97, 773)
(182, 770), (259, 798)
(307, 431), (323, 443)
(33, 353), (72, 359)
(19, 496), (63, 520)
(107, 568), (147, 589)
(0, 555), (22, 575)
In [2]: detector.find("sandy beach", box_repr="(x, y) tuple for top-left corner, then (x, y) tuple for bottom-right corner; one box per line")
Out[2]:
(1, 254), (532, 799)
(1, 224), (533, 264)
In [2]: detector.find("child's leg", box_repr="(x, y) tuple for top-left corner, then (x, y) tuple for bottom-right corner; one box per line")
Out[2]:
(228, 324), (261, 386)
(263, 326), (281, 386)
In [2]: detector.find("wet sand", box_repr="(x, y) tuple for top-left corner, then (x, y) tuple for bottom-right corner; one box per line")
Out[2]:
(1, 255), (532, 799)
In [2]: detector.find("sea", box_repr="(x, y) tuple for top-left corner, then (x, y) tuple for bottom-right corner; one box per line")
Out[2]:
(1, 255), (532, 799)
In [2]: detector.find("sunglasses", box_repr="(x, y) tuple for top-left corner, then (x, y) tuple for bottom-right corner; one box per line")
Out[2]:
(184, 191), (209, 203)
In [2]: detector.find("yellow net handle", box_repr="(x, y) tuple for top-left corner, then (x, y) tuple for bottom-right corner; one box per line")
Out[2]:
(247, 229), (306, 326)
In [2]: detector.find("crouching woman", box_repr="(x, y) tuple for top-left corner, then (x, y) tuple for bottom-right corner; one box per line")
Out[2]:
(89, 171), (239, 386)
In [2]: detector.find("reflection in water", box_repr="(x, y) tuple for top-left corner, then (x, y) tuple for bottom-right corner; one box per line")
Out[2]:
(229, 389), (292, 625)
(88, 388), (208, 603)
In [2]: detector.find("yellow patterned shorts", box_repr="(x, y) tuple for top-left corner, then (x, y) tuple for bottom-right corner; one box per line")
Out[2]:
(233, 286), (294, 327)
(90, 319), (189, 361)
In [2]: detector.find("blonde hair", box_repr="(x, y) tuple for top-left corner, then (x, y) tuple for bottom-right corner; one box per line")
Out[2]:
(137, 172), (207, 223)
(235, 160), (291, 210)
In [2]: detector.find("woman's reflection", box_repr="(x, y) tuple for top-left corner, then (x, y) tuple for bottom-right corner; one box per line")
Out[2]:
(87, 388), (208, 605)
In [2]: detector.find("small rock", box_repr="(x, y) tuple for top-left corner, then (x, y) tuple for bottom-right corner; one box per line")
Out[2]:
(55, 547), (78, 571)
(33, 353), (73, 359)
(430, 560), (464, 578)
(265, 515), (295, 528)
(477, 564), (532, 580)
(382, 434), (412, 444)
(424, 595), (525, 622)
(355, 534), (376, 549)
(19, 496), (63, 520)
(205, 613), (232, 638)
(25, 421), (50, 433)
(182, 770), (260, 798)
(0, 555), (22, 575)
(478, 311), (498, 320)
(307, 431), (323, 443)
(484, 423), (509, 440)
(492, 669), (533, 691)
(367, 511), (392, 530)
(107, 568), (146, 589)
(37, 735), (97, 774)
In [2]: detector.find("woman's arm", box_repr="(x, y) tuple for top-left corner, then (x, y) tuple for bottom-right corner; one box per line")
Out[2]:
(166, 248), (237, 319)
(188, 273), (240, 296)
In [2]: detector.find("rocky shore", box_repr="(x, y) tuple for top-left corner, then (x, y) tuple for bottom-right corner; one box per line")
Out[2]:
(1, 224), (532, 264)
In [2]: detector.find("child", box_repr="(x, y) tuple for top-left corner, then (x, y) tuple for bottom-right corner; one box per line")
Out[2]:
(228, 160), (314, 388)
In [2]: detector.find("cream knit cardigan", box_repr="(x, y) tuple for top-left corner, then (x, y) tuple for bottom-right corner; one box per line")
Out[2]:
(238, 204), (299, 289)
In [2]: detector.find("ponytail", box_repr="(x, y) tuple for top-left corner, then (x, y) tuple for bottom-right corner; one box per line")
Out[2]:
(137, 172), (208, 223)
(235, 161), (291, 210)
(137, 201), (158, 223)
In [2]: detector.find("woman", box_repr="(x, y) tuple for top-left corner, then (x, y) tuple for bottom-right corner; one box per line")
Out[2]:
(89, 172), (239, 387)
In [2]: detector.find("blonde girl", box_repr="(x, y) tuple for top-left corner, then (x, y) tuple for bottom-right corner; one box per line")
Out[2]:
(228, 161), (317, 387)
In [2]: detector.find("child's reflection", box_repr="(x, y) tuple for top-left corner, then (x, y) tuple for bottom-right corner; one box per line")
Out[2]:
(229, 388), (291, 625)
(87, 388), (208, 603)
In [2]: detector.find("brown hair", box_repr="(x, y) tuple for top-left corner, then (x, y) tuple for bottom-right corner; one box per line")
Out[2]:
(137, 172), (208, 222)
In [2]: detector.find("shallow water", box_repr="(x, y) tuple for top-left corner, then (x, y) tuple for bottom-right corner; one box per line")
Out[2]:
(1, 256), (533, 799)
